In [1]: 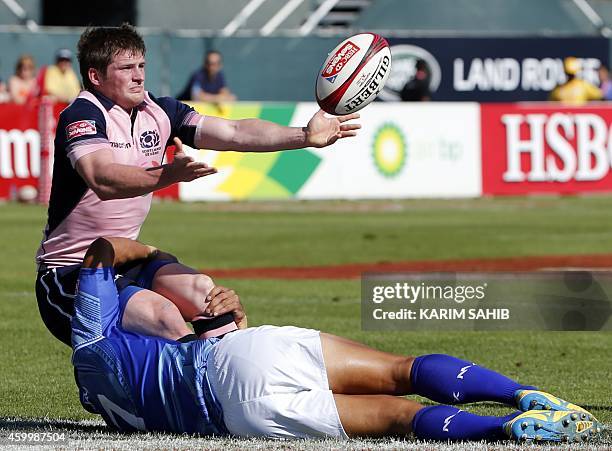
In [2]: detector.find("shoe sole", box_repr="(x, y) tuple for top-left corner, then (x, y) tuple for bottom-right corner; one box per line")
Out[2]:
(508, 410), (603, 443)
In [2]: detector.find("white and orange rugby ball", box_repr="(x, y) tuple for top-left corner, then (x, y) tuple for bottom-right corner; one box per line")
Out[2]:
(316, 33), (391, 115)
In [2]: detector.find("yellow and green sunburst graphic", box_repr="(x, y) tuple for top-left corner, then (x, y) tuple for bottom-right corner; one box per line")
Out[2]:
(190, 102), (321, 199)
(372, 123), (407, 177)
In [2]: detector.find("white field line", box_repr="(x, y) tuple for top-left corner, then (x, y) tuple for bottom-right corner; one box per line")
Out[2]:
(0, 417), (610, 450)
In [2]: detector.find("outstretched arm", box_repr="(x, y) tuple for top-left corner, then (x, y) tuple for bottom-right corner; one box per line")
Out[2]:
(195, 109), (361, 151)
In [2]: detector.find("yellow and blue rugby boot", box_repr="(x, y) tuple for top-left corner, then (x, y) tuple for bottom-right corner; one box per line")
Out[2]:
(504, 410), (603, 443)
(515, 389), (597, 420)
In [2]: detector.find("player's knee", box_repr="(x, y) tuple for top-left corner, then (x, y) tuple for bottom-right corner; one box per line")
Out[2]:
(192, 273), (215, 299)
(155, 299), (191, 339)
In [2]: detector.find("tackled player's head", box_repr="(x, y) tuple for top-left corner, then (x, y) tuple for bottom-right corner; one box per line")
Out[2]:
(77, 24), (146, 109)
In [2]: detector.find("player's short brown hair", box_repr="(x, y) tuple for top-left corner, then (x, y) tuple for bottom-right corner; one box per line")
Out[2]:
(77, 23), (146, 90)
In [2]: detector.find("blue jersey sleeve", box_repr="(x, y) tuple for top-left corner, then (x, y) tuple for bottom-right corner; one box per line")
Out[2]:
(71, 267), (143, 349)
(150, 94), (201, 148)
(71, 267), (120, 349)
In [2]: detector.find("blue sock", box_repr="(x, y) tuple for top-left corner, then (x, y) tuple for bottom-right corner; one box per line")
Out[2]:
(411, 354), (536, 405)
(412, 405), (520, 441)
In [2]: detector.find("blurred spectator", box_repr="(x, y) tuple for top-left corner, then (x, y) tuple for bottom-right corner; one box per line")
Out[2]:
(400, 59), (431, 101)
(179, 50), (236, 102)
(41, 48), (81, 103)
(549, 57), (602, 105)
(598, 64), (612, 101)
(8, 54), (37, 104)
(0, 78), (9, 103)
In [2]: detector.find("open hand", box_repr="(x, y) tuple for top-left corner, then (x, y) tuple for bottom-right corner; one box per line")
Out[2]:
(304, 109), (361, 148)
(168, 137), (217, 182)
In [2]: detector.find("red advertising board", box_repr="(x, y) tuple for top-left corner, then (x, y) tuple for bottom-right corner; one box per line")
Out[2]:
(0, 103), (41, 199)
(482, 103), (612, 195)
(0, 102), (178, 201)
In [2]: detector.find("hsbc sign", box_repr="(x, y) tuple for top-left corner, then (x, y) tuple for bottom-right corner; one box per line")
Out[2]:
(482, 105), (612, 194)
(502, 113), (612, 183)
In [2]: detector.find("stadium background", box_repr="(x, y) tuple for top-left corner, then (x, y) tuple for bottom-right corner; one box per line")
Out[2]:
(0, 0), (611, 448)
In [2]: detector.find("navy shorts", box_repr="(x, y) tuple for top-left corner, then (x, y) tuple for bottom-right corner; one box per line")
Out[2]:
(35, 259), (176, 346)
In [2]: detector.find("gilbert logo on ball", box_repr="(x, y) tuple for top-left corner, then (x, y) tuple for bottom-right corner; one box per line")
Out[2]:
(316, 33), (391, 115)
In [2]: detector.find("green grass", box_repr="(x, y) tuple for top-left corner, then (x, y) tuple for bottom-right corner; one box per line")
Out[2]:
(0, 198), (610, 445)
(142, 196), (612, 268)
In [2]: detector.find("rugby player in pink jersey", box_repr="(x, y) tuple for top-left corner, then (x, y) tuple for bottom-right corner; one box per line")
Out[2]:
(35, 24), (361, 345)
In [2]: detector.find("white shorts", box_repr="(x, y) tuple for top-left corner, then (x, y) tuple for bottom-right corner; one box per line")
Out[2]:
(207, 325), (348, 439)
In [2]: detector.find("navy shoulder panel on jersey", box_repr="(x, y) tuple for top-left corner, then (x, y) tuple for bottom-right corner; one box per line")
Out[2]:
(56, 98), (109, 155)
(46, 99), (108, 237)
(149, 93), (198, 147)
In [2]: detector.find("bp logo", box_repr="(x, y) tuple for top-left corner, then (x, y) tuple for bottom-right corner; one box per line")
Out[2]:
(379, 45), (441, 101)
(140, 130), (160, 149)
(372, 123), (406, 177)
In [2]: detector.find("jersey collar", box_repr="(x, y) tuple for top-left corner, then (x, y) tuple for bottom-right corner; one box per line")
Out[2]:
(89, 89), (147, 111)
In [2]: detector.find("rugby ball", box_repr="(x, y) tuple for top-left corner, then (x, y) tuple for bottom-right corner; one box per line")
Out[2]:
(316, 33), (391, 115)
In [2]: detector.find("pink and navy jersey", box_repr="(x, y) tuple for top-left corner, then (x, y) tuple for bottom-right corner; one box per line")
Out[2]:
(36, 90), (202, 268)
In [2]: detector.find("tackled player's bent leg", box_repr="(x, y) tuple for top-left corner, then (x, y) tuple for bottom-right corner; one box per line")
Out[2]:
(320, 333), (415, 395)
(151, 263), (214, 320)
(152, 263), (240, 337)
(333, 394), (423, 437)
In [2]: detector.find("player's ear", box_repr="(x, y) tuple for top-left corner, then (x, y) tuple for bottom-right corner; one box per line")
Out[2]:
(88, 67), (103, 87)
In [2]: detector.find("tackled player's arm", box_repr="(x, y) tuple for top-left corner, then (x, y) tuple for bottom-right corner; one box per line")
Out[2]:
(194, 110), (361, 151)
(82, 237), (158, 269)
(75, 139), (216, 200)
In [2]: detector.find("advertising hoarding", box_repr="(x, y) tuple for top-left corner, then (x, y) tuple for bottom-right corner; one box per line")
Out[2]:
(181, 102), (482, 200)
(482, 103), (612, 195)
(383, 37), (609, 102)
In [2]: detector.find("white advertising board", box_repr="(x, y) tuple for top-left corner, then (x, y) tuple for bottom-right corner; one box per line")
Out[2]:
(180, 102), (482, 201)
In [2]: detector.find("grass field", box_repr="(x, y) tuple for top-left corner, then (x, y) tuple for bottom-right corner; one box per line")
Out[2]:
(1, 197), (611, 448)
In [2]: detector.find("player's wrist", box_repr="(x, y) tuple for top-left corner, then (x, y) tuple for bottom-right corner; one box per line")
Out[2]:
(302, 126), (318, 148)
(157, 162), (181, 187)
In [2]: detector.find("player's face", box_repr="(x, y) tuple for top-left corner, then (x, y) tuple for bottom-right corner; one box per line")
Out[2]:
(96, 50), (145, 110)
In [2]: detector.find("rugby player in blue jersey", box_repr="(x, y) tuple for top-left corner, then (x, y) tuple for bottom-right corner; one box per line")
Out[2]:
(72, 237), (603, 443)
